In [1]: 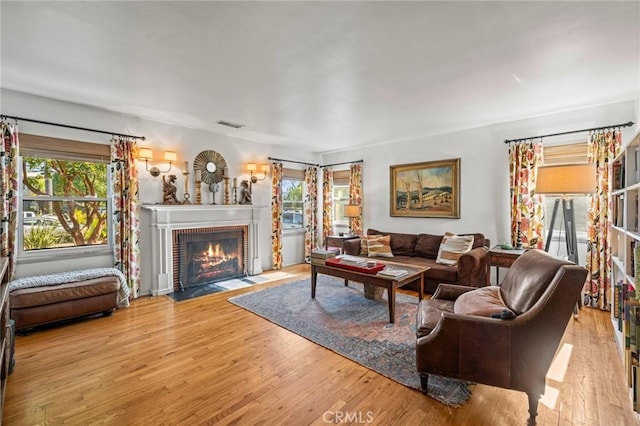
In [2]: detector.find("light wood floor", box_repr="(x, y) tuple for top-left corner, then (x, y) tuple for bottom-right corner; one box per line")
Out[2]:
(3, 264), (639, 425)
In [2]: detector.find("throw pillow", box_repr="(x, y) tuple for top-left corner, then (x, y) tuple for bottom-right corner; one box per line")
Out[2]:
(360, 234), (383, 256)
(365, 235), (394, 258)
(453, 286), (516, 319)
(435, 232), (474, 266)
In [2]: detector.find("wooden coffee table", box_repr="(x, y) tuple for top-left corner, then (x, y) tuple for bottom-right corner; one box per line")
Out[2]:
(311, 261), (428, 323)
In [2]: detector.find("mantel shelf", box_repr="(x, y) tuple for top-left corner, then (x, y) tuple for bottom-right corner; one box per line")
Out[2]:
(142, 204), (267, 211)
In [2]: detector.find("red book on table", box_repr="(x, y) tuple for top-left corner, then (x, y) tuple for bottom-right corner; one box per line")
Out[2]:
(324, 257), (385, 274)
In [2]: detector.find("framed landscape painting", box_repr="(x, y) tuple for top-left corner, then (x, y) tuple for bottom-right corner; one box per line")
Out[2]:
(390, 158), (460, 218)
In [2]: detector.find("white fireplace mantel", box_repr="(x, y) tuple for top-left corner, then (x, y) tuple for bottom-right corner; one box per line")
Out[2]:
(139, 204), (266, 296)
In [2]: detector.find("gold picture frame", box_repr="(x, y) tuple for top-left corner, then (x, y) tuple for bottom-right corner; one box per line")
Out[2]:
(390, 158), (460, 218)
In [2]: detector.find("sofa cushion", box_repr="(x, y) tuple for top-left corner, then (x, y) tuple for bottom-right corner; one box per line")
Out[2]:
(436, 233), (474, 266)
(453, 286), (515, 318)
(414, 234), (443, 259)
(368, 229), (417, 256)
(365, 235), (394, 258)
(424, 261), (459, 283)
(360, 234), (383, 256)
(392, 256), (458, 282)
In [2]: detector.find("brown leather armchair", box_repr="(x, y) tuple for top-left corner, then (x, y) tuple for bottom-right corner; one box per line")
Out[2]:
(415, 249), (588, 425)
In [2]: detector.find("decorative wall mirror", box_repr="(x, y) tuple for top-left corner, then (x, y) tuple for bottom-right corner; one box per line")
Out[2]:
(194, 150), (227, 184)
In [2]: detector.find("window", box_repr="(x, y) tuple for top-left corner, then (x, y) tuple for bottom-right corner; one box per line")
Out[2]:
(331, 169), (351, 228)
(282, 177), (303, 230)
(332, 184), (350, 225)
(19, 134), (111, 253)
(541, 142), (589, 248)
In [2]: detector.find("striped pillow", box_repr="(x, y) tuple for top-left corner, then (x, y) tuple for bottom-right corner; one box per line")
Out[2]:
(436, 232), (474, 266)
(366, 235), (394, 258)
(360, 234), (383, 256)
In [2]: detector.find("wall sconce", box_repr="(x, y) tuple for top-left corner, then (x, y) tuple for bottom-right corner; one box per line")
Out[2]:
(138, 148), (176, 177)
(248, 163), (270, 184)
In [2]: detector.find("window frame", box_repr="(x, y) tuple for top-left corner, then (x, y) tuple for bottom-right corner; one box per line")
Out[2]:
(541, 141), (590, 248)
(330, 169), (351, 232)
(332, 184), (350, 228)
(281, 174), (304, 233)
(17, 140), (114, 262)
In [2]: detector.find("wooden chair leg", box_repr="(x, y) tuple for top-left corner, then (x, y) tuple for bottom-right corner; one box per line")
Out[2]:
(420, 373), (429, 394)
(527, 392), (539, 425)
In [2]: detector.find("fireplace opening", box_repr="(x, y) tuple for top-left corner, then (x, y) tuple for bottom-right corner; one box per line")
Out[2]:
(172, 226), (248, 291)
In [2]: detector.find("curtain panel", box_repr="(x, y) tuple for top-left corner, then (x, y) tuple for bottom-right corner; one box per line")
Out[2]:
(349, 163), (363, 235)
(110, 137), (140, 300)
(585, 130), (621, 309)
(0, 120), (19, 279)
(303, 166), (319, 263)
(271, 161), (283, 269)
(322, 168), (334, 244)
(508, 141), (544, 249)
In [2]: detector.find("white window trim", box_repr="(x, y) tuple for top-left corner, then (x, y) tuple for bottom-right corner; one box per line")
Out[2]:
(332, 184), (350, 226)
(17, 157), (114, 260)
(281, 176), (304, 232)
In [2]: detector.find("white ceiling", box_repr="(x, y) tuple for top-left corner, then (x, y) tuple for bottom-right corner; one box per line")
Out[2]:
(1, 1), (639, 153)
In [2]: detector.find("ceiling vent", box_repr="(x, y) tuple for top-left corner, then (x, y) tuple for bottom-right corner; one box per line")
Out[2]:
(217, 120), (245, 129)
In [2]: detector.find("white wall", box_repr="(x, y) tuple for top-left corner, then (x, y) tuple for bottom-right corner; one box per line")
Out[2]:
(321, 99), (639, 254)
(2, 88), (638, 281)
(1, 89), (321, 279)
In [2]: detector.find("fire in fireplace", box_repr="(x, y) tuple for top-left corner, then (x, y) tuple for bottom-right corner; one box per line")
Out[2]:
(172, 226), (248, 291)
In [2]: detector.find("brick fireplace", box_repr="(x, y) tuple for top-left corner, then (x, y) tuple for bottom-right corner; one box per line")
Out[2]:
(172, 225), (248, 291)
(140, 205), (264, 296)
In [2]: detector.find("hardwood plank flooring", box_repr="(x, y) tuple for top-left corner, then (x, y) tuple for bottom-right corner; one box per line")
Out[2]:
(3, 264), (638, 425)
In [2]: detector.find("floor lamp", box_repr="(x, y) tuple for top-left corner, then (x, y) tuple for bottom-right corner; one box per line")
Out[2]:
(536, 163), (597, 265)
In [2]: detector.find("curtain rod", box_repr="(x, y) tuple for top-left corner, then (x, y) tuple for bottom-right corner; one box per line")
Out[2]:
(267, 156), (363, 168)
(320, 159), (363, 168)
(268, 156), (320, 167)
(0, 114), (146, 141)
(503, 121), (634, 144)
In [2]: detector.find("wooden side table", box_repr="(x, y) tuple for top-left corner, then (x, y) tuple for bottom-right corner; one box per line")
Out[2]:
(489, 246), (526, 285)
(325, 235), (359, 254)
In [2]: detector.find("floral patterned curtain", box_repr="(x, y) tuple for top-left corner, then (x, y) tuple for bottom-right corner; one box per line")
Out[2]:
(509, 140), (544, 249)
(348, 163), (363, 235)
(303, 166), (319, 263)
(585, 130), (621, 309)
(0, 120), (19, 279)
(322, 168), (334, 244)
(271, 161), (283, 269)
(111, 136), (140, 299)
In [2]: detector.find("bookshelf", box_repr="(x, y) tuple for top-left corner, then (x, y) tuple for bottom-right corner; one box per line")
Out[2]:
(610, 128), (640, 415)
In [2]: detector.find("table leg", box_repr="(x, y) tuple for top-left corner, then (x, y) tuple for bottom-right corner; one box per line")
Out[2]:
(417, 275), (424, 301)
(388, 286), (395, 323)
(344, 279), (348, 287)
(311, 266), (317, 298)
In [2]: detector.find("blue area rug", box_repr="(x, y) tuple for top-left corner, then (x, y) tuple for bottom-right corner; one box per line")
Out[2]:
(228, 275), (472, 407)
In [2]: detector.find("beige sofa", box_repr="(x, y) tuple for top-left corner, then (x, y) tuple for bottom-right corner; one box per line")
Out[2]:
(342, 228), (490, 294)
